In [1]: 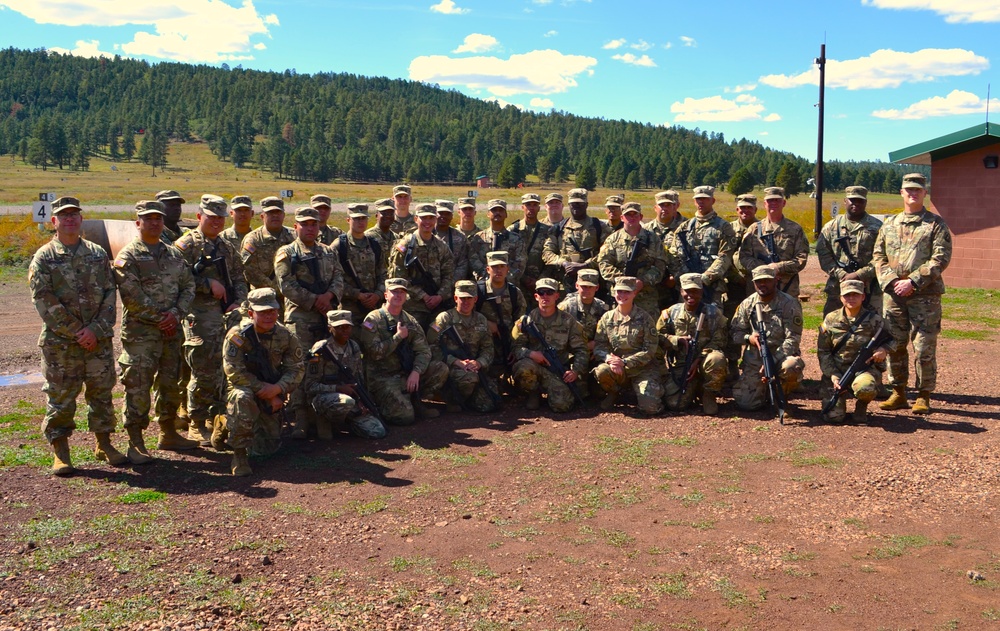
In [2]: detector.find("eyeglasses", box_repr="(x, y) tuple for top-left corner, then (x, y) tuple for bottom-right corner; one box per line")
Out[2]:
(536, 289), (556, 297)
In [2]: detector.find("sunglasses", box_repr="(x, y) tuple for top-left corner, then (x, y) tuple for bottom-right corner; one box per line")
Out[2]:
(536, 289), (556, 297)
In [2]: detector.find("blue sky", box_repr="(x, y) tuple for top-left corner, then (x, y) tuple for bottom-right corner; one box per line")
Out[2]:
(1, 0), (997, 161)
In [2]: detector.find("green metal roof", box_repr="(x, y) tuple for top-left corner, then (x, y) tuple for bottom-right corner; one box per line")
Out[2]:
(889, 122), (1000, 165)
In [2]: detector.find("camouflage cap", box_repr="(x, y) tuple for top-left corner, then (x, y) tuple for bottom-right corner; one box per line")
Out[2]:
(535, 278), (560, 292)
(261, 196), (285, 212)
(655, 190), (679, 204)
(577, 268), (600, 287)
(544, 192), (564, 203)
(613, 276), (638, 292)
(454, 280), (478, 298)
(231, 195), (253, 210)
(752, 266), (776, 281)
(374, 197), (396, 212)
(310, 194), (332, 209)
(736, 194), (758, 208)
(135, 200), (165, 217)
(199, 194), (228, 217)
(414, 203), (438, 217)
(435, 199), (455, 212)
(568, 188), (588, 203)
(52, 196), (82, 215)
(679, 273), (704, 290)
(155, 190), (185, 203)
(386, 277), (409, 291)
(392, 184), (412, 197)
(327, 309), (354, 327)
(605, 194), (624, 207)
(693, 185), (715, 199)
(347, 203), (369, 218)
(840, 279), (865, 295)
(487, 199), (507, 211)
(521, 192), (541, 204)
(845, 186), (868, 200)
(248, 288), (280, 311)
(901, 173), (926, 190)
(457, 197), (476, 210)
(763, 186), (785, 201)
(486, 250), (509, 266)
(294, 206), (320, 223)
(622, 201), (642, 215)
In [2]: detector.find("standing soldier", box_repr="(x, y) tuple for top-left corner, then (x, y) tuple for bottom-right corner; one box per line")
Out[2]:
(644, 189), (685, 310)
(816, 186), (883, 316)
(558, 268), (609, 356)
(312, 194), (343, 245)
(366, 198), (398, 270)
(724, 194), (760, 376)
(509, 192), (551, 305)
(391, 185), (416, 234)
(425, 280), (500, 413)
(114, 200), (198, 462)
(542, 188), (608, 289)
(305, 310), (386, 439)
(457, 197), (481, 239)
(155, 190), (187, 245)
(542, 192), (564, 226)
(873, 173), (952, 415)
(30, 196), (123, 476)
(512, 278), (588, 412)
(602, 195), (625, 232)
(223, 288), (304, 476)
(434, 200), (471, 281)
(275, 206), (345, 439)
(593, 277), (663, 415)
(471, 199), (526, 284)
(241, 196), (294, 295)
(333, 203), (386, 333)
(388, 204), (455, 330)
(221, 195), (254, 252)
(657, 274), (728, 415)
(475, 251), (527, 380)
(739, 186), (809, 300)
(359, 278), (450, 424)
(598, 201), (674, 317)
(175, 195), (248, 445)
(670, 186), (737, 308)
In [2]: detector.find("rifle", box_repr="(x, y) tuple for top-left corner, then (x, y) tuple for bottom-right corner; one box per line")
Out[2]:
(675, 312), (705, 401)
(403, 237), (441, 296)
(317, 343), (382, 420)
(242, 324), (289, 422)
(484, 292), (514, 370)
(387, 322), (416, 373)
(438, 326), (502, 409)
(623, 235), (645, 277)
(759, 231), (794, 294)
(338, 235), (370, 293)
(675, 229), (715, 302)
(193, 244), (236, 312)
(522, 318), (586, 408)
(752, 303), (786, 424)
(291, 252), (330, 296)
(821, 321), (893, 416)
(833, 235), (861, 273)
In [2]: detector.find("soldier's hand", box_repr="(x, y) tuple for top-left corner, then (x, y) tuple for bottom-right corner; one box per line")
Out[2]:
(424, 294), (443, 309)
(530, 350), (549, 366)
(257, 383), (282, 401)
(208, 278), (227, 302)
(676, 335), (691, 351)
(634, 279), (644, 292)
(894, 278), (916, 297)
(563, 262), (585, 274)
(686, 360), (700, 382)
(759, 365), (767, 383)
(314, 292), (334, 313)
(75, 327), (97, 351)
(608, 354), (625, 376)
(843, 272), (861, 282)
(831, 375), (841, 390)
(563, 370), (577, 384)
(359, 292), (380, 309)
(869, 349), (887, 364)
(747, 331), (761, 351)
(665, 275), (677, 288)
(405, 370), (421, 393)
(268, 396), (283, 414)
(487, 321), (499, 336)
(396, 324), (409, 340)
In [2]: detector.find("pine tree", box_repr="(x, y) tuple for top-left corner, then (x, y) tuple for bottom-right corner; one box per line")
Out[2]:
(727, 167), (755, 196)
(775, 162), (802, 197)
(575, 163), (597, 191)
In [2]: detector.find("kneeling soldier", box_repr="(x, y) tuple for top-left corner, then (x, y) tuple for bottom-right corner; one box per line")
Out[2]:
(223, 289), (305, 476)
(306, 310), (385, 439)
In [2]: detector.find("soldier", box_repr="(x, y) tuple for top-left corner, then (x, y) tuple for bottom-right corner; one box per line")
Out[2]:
(509, 192), (551, 304)
(312, 194), (343, 245)
(730, 267), (805, 412)
(593, 276), (663, 415)
(155, 190), (186, 245)
(511, 278), (588, 412)
(724, 193), (760, 376)
(221, 195), (254, 252)
(275, 206), (345, 438)
(602, 194), (625, 232)
(223, 288), (304, 475)
(558, 268), (610, 355)
(387, 204), (455, 330)
(644, 190), (686, 311)
(175, 194), (248, 444)
(670, 186), (737, 308)
(542, 188), (608, 289)
(359, 278), (449, 424)
(113, 200), (198, 462)
(817, 280), (893, 423)
(305, 310), (385, 439)
(457, 197), (481, 239)
(542, 192), (564, 226)
(241, 196), (295, 296)
(333, 203), (386, 331)
(739, 186), (809, 299)
(391, 184), (416, 234)
(475, 251), (527, 379)
(873, 172), (952, 415)
(30, 196), (123, 476)
(365, 198), (399, 271)
(434, 200), (471, 281)
(598, 201), (674, 317)
(816, 186), (884, 316)
(425, 280), (500, 413)
(470, 199), (526, 284)
(657, 274), (728, 415)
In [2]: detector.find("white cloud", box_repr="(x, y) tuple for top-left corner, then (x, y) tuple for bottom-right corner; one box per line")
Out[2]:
(430, 0), (469, 14)
(484, 97), (524, 110)
(612, 53), (656, 67)
(410, 49), (597, 96)
(453, 33), (498, 54)
(603, 38), (626, 50)
(725, 83), (757, 93)
(630, 39), (653, 51)
(253, 42), (266, 50)
(680, 36), (696, 47)
(48, 39), (115, 58)
(759, 131), (769, 136)
(863, 0), (1000, 23)
(872, 89), (1000, 119)
(670, 94), (778, 122)
(663, 42), (673, 49)
(543, 30), (558, 37)
(530, 97), (554, 108)
(532, 0), (553, 3)
(763, 113), (782, 122)
(760, 48), (989, 90)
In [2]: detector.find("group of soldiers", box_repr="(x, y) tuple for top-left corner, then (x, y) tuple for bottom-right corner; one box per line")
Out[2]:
(29, 173), (951, 478)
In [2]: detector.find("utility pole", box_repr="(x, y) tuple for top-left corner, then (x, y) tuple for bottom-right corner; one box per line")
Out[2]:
(814, 43), (826, 239)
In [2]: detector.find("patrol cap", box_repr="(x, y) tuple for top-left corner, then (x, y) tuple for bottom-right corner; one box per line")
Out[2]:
(605, 195), (624, 208)
(568, 188), (588, 203)
(310, 194), (332, 209)
(347, 203), (369, 218)
(613, 276), (638, 292)
(752, 266), (776, 281)
(294, 206), (320, 223)
(155, 190), (185, 203)
(577, 268), (600, 287)
(763, 186), (785, 200)
(393, 185), (412, 197)
(521, 193), (541, 204)
(535, 278), (560, 292)
(693, 186), (715, 199)
(901, 173), (926, 190)
(435, 199), (455, 213)
(327, 309), (353, 327)
(261, 196), (285, 212)
(845, 186), (868, 200)
(622, 201), (642, 215)
(736, 194), (758, 208)
(414, 203), (438, 217)
(386, 277), (409, 291)
(199, 194), (228, 217)
(248, 288), (280, 311)
(454, 280), (477, 298)
(135, 200), (165, 216)
(544, 192), (564, 203)
(487, 199), (507, 211)
(231, 195), (252, 210)
(457, 197), (476, 210)
(840, 279), (865, 295)
(486, 250), (509, 266)
(52, 196), (82, 215)
(374, 197), (396, 212)
(655, 190), (679, 204)
(679, 273), (703, 290)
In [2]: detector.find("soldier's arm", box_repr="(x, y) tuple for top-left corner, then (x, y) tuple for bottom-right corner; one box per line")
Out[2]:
(596, 236), (620, 281)
(468, 236), (488, 281)
(225, 242), (249, 307)
(304, 354), (339, 397)
(28, 253), (84, 339)
(639, 236), (667, 288)
(408, 317), (432, 373)
(113, 253), (163, 326)
(511, 316), (532, 361)
(507, 235), (525, 285)
(426, 315), (449, 364)
(512, 287), (527, 320)
(788, 225), (810, 273)
(656, 310), (680, 353)
(474, 319), (495, 368)
(910, 218), (953, 291)
(223, 333), (265, 394)
(175, 253), (196, 317)
(705, 312), (728, 355)
(90, 251), (118, 339)
(325, 250), (345, 304)
(815, 222), (841, 278)
(855, 220), (882, 284)
(359, 313), (402, 360)
(541, 232), (566, 267)
(593, 315), (611, 363)
(871, 225), (896, 290)
(703, 223), (735, 284)
(730, 302), (750, 346)
(389, 242), (428, 301)
(276, 333), (305, 394)
(241, 236), (272, 289)
(779, 299), (804, 360)
(567, 317), (589, 375)
(438, 243), (455, 300)
(275, 247), (318, 310)
(737, 232), (763, 275)
(622, 315), (658, 371)
(816, 315), (839, 378)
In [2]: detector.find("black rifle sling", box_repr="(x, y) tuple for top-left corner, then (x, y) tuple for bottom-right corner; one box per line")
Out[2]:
(830, 309), (874, 356)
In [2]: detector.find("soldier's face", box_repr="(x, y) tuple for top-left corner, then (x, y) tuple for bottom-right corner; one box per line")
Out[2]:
(576, 282), (598, 301)
(333, 323), (352, 345)
(263, 209), (285, 231)
(349, 215), (369, 234)
(681, 287), (702, 310)
(614, 288), (636, 307)
(377, 209), (394, 230)
(488, 263), (508, 284)
(753, 277), (777, 298)
(694, 197), (715, 213)
(845, 197), (867, 219)
(840, 291), (864, 311)
(436, 212), (453, 231)
(459, 207), (476, 223)
(230, 207), (254, 227)
(487, 207), (507, 228)
(418, 215), (437, 235)
(623, 211), (642, 228)
(456, 295), (476, 315)
(315, 205), (332, 225)
(394, 194), (411, 211)
(535, 287), (558, 309)
(161, 199), (183, 224)
(569, 201), (588, 220)
(656, 202), (676, 222)
(386, 287), (408, 308)
(53, 210), (82, 238)
(736, 205), (757, 223)
(523, 202), (540, 222)
(764, 198), (785, 214)
(198, 213), (225, 239)
(605, 206), (622, 223)
(251, 308), (279, 332)
(296, 220), (319, 244)
(137, 214), (164, 240)
(901, 186), (925, 206)
(545, 200), (563, 219)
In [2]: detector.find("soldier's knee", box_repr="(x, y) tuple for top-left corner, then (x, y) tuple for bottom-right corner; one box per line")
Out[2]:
(852, 373), (877, 402)
(594, 364), (619, 391)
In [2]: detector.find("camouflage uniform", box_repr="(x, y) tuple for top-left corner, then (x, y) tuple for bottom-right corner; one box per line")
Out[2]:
(358, 307), (449, 425)
(471, 228), (525, 284)
(670, 212), (737, 306)
(387, 232), (456, 330)
(593, 304), (663, 414)
(391, 214), (416, 235)
(364, 224), (398, 271)
(113, 238), (194, 431)
(817, 305), (892, 420)
(29, 237), (118, 442)
(597, 226), (675, 316)
(332, 233), (387, 329)
(557, 292), (609, 345)
(241, 225), (295, 293)
(739, 217), (810, 299)
(657, 302), (728, 409)
(318, 225), (344, 246)
(305, 336), (385, 438)
(542, 216), (608, 286)
(426, 308), (499, 412)
(725, 214), (760, 370)
(642, 214), (685, 249)
(436, 226), (471, 281)
(220, 226), (250, 254)
(476, 278), (527, 378)
(730, 292), (805, 411)
(817, 212), (884, 315)
(509, 218), (551, 293)
(160, 225), (184, 246)
(511, 309), (588, 413)
(458, 225), (481, 240)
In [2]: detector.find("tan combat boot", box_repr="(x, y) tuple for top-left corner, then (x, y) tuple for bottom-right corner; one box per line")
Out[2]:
(413, 399), (440, 419)
(599, 392), (617, 411)
(911, 391), (932, 415)
(94, 432), (128, 466)
(291, 410), (309, 439)
(188, 418), (212, 447)
(231, 448), (252, 477)
(51, 436), (74, 476)
(879, 386), (909, 411)
(525, 390), (542, 411)
(125, 426), (153, 465)
(210, 415), (230, 451)
(157, 420), (199, 451)
(702, 391), (719, 416)
(175, 401), (190, 432)
(852, 400), (869, 424)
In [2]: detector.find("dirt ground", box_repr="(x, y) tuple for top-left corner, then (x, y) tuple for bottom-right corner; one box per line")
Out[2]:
(1, 258), (999, 631)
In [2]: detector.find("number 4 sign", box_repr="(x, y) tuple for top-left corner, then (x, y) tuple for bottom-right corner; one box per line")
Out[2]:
(32, 201), (51, 223)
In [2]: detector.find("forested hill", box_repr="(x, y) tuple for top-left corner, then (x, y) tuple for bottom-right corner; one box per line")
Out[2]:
(0, 48), (915, 192)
